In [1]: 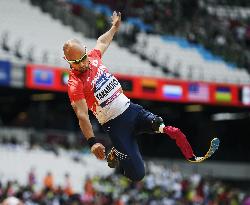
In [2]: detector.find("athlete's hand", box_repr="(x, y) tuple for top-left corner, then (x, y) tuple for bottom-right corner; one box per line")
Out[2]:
(91, 143), (106, 160)
(111, 11), (121, 31)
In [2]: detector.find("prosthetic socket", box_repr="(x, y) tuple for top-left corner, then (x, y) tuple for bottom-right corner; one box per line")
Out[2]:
(152, 116), (194, 159)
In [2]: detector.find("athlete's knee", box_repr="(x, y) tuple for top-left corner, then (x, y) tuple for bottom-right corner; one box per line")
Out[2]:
(129, 167), (145, 182)
(125, 160), (145, 181)
(151, 116), (164, 132)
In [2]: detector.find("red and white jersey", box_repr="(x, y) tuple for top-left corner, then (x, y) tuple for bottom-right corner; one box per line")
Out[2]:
(67, 49), (130, 124)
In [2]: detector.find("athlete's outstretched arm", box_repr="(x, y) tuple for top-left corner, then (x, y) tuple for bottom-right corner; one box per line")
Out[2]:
(72, 99), (105, 160)
(95, 11), (121, 56)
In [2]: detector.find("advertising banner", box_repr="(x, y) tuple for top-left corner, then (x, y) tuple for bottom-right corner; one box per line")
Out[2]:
(10, 62), (25, 88)
(26, 64), (68, 92)
(0, 60), (11, 86)
(24, 64), (250, 107)
(239, 86), (250, 105)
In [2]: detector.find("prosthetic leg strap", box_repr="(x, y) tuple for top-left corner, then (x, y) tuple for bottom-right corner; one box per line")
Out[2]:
(163, 126), (194, 159)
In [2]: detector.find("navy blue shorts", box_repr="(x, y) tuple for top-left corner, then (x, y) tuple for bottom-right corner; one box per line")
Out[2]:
(102, 102), (157, 181)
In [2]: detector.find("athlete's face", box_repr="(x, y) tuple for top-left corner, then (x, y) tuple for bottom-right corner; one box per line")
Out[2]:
(64, 44), (89, 72)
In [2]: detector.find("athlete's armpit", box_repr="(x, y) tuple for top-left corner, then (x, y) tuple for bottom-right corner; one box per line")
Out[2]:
(68, 77), (85, 103)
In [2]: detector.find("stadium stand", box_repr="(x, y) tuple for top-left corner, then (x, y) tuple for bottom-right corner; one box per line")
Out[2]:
(0, 145), (250, 204)
(134, 32), (250, 83)
(59, 0), (250, 83)
(0, 144), (112, 192)
(0, 0), (166, 78)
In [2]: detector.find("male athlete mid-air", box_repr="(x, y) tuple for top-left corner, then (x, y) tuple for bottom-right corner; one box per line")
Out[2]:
(63, 11), (219, 181)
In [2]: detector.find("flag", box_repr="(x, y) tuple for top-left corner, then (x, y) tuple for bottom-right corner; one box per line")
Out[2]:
(0, 60), (11, 85)
(163, 85), (183, 99)
(241, 86), (250, 105)
(188, 83), (209, 102)
(61, 71), (69, 85)
(118, 79), (133, 91)
(215, 87), (232, 102)
(33, 69), (54, 86)
(142, 79), (157, 93)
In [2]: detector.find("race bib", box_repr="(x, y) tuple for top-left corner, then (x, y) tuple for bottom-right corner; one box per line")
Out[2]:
(94, 73), (122, 107)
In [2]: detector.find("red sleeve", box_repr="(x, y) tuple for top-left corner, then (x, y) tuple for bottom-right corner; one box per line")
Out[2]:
(89, 49), (102, 59)
(67, 75), (85, 103)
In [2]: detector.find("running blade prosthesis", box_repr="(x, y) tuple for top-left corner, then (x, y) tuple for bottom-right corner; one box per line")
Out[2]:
(188, 138), (220, 163)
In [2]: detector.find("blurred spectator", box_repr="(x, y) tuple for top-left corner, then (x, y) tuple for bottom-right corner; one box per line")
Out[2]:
(118, 23), (139, 47)
(81, 177), (96, 203)
(5, 181), (14, 197)
(71, 3), (82, 16)
(27, 167), (36, 188)
(245, 24), (250, 47)
(1, 31), (10, 52)
(63, 173), (73, 196)
(95, 13), (108, 38)
(14, 40), (23, 59)
(27, 46), (34, 62)
(42, 51), (49, 64)
(2, 196), (23, 205)
(244, 195), (250, 205)
(43, 171), (54, 190)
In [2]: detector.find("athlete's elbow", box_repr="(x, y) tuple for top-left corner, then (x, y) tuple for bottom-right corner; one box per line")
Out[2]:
(77, 112), (88, 122)
(97, 37), (107, 44)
